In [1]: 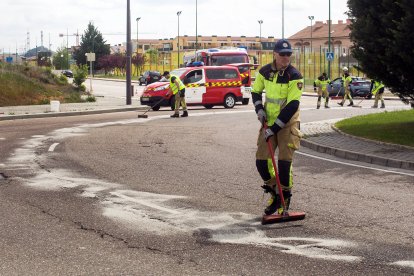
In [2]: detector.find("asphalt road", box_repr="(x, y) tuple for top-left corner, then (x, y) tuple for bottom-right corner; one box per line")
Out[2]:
(1, 86), (413, 274)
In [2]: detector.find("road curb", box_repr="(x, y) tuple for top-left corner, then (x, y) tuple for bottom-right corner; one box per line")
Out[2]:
(0, 107), (148, 121)
(331, 125), (414, 151)
(300, 139), (414, 170)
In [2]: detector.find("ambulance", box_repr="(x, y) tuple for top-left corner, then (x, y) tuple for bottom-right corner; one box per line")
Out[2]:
(140, 65), (245, 110)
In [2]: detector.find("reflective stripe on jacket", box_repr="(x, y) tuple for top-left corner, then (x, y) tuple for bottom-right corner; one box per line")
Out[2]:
(315, 78), (331, 91)
(169, 75), (186, 95)
(372, 81), (385, 95)
(342, 75), (352, 90)
(252, 63), (303, 126)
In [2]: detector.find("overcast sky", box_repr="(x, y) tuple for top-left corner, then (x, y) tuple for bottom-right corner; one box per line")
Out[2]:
(1, 0), (349, 54)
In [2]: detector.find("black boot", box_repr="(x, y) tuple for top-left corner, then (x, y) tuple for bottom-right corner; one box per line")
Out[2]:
(337, 102), (344, 106)
(282, 190), (292, 211)
(170, 113), (179, 118)
(347, 101), (354, 106)
(181, 111), (188, 117)
(262, 184), (281, 216)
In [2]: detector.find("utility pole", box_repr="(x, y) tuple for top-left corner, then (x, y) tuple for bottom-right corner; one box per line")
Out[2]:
(196, 0), (198, 52)
(136, 17), (141, 80)
(126, 0), (132, 105)
(328, 0), (331, 78)
(66, 29), (69, 70)
(177, 11), (182, 68)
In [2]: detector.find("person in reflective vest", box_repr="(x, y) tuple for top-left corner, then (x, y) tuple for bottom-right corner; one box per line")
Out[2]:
(251, 39), (304, 216)
(313, 72), (331, 109)
(164, 71), (188, 117)
(337, 67), (354, 107)
(370, 80), (385, 108)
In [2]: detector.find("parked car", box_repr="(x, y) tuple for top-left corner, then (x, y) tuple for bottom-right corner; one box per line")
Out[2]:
(139, 71), (161, 85)
(61, 70), (73, 78)
(328, 77), (372, 98)
(140, 65), (244, 110)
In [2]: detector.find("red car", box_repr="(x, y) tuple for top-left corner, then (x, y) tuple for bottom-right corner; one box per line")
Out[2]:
(140, 65), (245, 110)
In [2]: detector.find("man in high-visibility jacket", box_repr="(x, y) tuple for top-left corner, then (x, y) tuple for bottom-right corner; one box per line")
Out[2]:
(370, 79), (385, 108)
(251, 39), (304, 216)
(313, 72), (331, 109)
(337, 67), (354, 107)
(164, 71), (188, 117)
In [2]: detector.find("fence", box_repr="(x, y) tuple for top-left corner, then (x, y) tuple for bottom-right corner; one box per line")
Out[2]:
(134, 47), (364, 88)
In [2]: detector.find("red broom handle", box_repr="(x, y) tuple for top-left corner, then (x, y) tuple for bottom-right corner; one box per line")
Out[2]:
(264, 123), (287, 214)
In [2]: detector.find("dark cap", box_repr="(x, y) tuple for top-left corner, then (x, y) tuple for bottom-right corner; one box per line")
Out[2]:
(162, 71), (170, 76)
(273, 39), (292, 53)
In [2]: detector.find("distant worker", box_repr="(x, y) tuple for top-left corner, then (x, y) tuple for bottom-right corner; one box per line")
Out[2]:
(163, 71), (188, 117)
(251, 39), (304, 216)
(370, 79), (385, 108)
(337, 67), (354, 107)
(313, 72), (331, 109)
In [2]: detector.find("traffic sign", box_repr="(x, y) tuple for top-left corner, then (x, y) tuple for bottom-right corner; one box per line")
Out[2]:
(86, 52), (95, 62)
(326, 52), (334, 61)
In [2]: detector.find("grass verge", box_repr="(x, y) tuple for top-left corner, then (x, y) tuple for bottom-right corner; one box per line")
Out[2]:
(335, 109), (414, 147)
(0, 63), (86, 106)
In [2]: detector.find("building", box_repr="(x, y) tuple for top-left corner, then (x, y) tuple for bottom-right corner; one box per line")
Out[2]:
(122, 19), (357, 77)
(289, 19), (355, 60)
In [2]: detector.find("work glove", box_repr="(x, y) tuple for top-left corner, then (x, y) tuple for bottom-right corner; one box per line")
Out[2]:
(264, 128), (275, 142)
(257, 109), (267, 126)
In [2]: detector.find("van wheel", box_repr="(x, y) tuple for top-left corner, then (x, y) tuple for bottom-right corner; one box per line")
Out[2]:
(152, 106), (161, 111)
(204, 105), (214, 109)
(242, 98), (249, 105)
(170, 96), (175, 110)
(224, 94), (236, 108)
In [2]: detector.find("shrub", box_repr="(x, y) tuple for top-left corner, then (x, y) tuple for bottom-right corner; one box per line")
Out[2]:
(72, 64), (89, 90)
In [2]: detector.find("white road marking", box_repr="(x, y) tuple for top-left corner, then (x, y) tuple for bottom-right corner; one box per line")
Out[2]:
(110, 190), (184, 215)
(391, 261), (414, 269)
(0, 137), (5, 140)
(48, 143), (59, 152)
(212, 234), (361, 262)
(297, 151), (414, 177)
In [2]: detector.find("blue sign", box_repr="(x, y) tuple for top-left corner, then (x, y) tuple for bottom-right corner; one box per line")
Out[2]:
(6, 56), (13, 63)
(326, 52), (334, 61)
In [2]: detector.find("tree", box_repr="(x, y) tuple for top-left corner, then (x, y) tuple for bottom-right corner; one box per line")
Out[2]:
(73, 22), (110, 71)
(132, 53), (146, 76)
(146, 48), (158, 64)
(52, 47), (69, 70)
(347, 0), (414, 104)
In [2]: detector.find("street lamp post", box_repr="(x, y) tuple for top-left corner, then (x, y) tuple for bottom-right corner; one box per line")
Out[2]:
(308, 15), (314, 80)
(196, 0), (198, 52)
(136, 17), (141, 81)
(282, 0), (285, 39)
(59, 30), (79, 69)
(58, 29), (69, 69)
(177, 11), (182, 68)
(328, 0), (331, 78)
(258, 20), (263, 66)
(308, 16), (314, 52)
